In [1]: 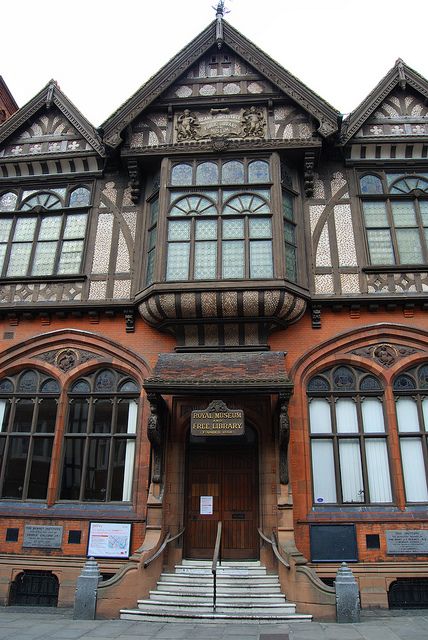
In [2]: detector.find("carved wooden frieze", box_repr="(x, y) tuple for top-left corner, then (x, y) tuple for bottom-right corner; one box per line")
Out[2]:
(174, 106), (266, 143)
(33, 348), (102, 371)
(350, 343), (421, 368)
(355, 89), (428, 139)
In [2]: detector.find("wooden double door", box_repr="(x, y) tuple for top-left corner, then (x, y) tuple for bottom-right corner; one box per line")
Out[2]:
(185, 442), (258, 559)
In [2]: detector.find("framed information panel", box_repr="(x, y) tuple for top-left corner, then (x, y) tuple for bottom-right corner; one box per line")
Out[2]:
(87, 522), (131, 559)
(310, 524), (358, 562)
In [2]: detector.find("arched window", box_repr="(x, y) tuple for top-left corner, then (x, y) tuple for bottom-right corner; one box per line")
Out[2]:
(60, 369), (139, 502)
(0, 370), (59, 500)
(307, 365), (392, 505)
(165, 158), (273, 281)
(394, 365), (428, 502)
(360, 171), (428, 265)
(0, 184), (91, 277)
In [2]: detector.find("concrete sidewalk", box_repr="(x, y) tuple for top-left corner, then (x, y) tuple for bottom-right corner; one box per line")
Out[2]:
(0, 607), (427, 640)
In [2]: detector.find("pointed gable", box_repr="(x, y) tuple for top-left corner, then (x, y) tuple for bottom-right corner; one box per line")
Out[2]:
(342, 60), (428, 143)
(103, 19), (339, 148)
(0, 81), (105, 179)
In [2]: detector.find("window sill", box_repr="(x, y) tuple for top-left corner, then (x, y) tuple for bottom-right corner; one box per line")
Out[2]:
(0, 274), (87, 284)
(362, 265), (428, 274)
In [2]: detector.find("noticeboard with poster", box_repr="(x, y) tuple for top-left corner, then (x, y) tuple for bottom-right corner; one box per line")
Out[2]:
(87, 522), (132, 558)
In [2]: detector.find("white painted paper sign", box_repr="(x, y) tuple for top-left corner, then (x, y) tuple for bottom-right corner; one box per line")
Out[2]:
(87, 522), (131, 558)
(200, 495), (213, 515)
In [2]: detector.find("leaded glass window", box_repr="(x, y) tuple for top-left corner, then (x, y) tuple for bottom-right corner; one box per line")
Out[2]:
(0, 369), (59, 500)
(0, 184), (91, 277)
(283, 190), (297, 282)
(359, 172), (428, 265)
(308, 365), (392, 505)
(166, 158), (273, 281)
(60, 369), (139, 502)
(394, 365), (428, 502)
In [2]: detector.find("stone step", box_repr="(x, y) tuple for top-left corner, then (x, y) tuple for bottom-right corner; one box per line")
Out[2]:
(163, 571), (274, 582)
(120, 609), (313, 623)
(156, 582), (281, 594)
(180, 559), (262, 567)
(136, 600), (297, 615)
(148, 591), (287, 604)
(174, 566), (267, 576)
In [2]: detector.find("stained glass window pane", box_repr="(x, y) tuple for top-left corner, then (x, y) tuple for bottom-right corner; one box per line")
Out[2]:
(146, 250), (155, 285)
(396, 229), (423, 263)
(367, 230), (395, 264)
(168, 220), (191, 241)
(0, 244), (7, 274)
(18, 371), (38, 392)
(195, 219), (217, 240)
(150, 198), (159, 225)
(250, 240), (273, 278)
(223, 194), (270, 215)
(248, 160), (269, 183)
(420, 201), (428, 226)
(222, 161), (244, 184)
(171, 163), (192, 185)
(284, 221), (295, 244)
(196, 162), (218, 185)
(0, 219), (12, 242)
(21, 193), (62, 210)
(194, 242), (217, 279)
(57, 240), (84, 274)
(148, 227), (157, 251)
(64, 214), (87, 239)
(39, 216), (61, 240)
(222, 240), (244, 278)
(363, 201), (388, 226)
(13, 217), (37, 241)
(360, 175), (383, 194)
(223, 219), (244, 239)
(283, 192), (294, 220)
(32, 242), (57, 275)
(95, 370), (116, 392)
(170, 195), (216, 216)
(7, 243), (32, 276)
(69, 187), (91, 207)
(166, 243), (190, 280)
(285, 246), (297, 282)
(0, 192), (17, 211)
(391, 201), (416, 226)
(249, 218), (271, 238)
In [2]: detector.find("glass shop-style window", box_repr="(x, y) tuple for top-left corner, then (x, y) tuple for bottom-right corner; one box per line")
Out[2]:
(359, 172), (428, 265)
(166, 158), (274, 281)
(308, 365), (392, 505)
(0, 370), (59, 500)
(394, 365), (428, 503)
(60, 369), (139, 502)
(0, 185), (91, 277)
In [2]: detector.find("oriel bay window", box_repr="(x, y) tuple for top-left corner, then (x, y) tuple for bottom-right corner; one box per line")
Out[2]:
(166, 158), (274, 280)
(308, 365), (392, 505)
(359, 172), (428, 265)
(60, 369), (139, 502)
(394, 365), (428, 503)
(0, 184), (91, 277)
(0, 370), (59, 500)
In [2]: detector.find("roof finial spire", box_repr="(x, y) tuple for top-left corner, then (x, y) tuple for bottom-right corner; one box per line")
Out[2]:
(395, 58), (407, 90)
(213, 1), (229, 49)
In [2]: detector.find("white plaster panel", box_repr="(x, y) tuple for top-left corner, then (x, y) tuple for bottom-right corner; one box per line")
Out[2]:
(334, 204), (357, 266)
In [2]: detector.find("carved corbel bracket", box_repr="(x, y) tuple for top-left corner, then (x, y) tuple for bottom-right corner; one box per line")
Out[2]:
(303, 150), (316, 198)
(147, 393), (165, 484)
(124, 307), (135, 333)
(278, 393), (291, 485)
(127, 160), (141, 204)
(311, 304), (322, 329)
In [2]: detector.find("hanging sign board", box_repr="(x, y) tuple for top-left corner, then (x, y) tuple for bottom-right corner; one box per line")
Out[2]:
(191, 400), (244, 437)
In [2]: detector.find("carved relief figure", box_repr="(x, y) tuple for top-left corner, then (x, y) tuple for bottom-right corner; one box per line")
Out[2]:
(176, 109), (200, 140)
(240, 106), (265, 138)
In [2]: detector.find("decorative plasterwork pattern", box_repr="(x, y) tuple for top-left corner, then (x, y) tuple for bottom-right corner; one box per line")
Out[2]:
(33, 348), (102, 371)
(102, 20), (338, 146)
(350, 343), (421, 368)
(366, 272), (428, 294)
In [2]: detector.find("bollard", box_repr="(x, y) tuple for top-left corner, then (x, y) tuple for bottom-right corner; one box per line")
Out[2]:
(73, 557), (101, 620)
(335, 562), (360, 623)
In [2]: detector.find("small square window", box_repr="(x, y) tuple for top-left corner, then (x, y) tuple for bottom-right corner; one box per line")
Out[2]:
(6, 528), (19, 542)
(366, 534), (380, 549)
(68, 530), (82, 544)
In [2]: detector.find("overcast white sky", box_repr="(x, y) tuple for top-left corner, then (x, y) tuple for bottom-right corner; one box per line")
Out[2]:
(3, 0), (428, 126)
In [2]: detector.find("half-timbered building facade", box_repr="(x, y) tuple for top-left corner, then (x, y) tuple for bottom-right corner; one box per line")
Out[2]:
(0, 9), (428, 616)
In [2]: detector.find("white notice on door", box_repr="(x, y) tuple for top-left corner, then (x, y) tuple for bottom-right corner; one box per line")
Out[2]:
(200, 495), (213, 515)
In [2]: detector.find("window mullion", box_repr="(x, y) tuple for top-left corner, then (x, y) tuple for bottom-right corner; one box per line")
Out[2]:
(80, 399), (93, 501)
(386, 198), (400, 264)
(105, 400), (118, 501)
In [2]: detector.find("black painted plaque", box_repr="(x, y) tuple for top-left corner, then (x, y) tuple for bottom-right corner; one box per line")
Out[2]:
(23, 525), (63, 549)
(310, 524), (358, 562)
(386, 530), (428, 555)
